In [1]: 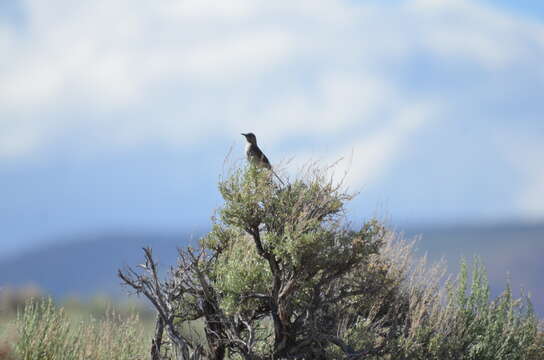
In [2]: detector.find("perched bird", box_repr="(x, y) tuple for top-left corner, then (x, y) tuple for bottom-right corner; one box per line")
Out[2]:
(241, 132), (284, 185)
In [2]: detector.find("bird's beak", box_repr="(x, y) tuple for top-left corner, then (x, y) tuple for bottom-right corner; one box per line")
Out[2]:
(241, 133), (247, 137)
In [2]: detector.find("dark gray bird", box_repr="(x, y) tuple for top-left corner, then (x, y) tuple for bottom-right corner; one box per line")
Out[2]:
(241, 132), (284, 185)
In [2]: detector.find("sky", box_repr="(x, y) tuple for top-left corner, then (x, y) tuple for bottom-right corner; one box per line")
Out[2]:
(0, 0), (543, 257)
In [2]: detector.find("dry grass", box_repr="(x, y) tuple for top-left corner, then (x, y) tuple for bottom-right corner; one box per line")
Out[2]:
(0, 330), (17, 360)
(370, 231), (543, 359)
(9, 298), (149, 360)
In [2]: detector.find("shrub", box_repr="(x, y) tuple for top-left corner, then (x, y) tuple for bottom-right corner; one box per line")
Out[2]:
(13, 298), (148, 360)
(120, 164), (543, 359)
(384, 258), (542, 360)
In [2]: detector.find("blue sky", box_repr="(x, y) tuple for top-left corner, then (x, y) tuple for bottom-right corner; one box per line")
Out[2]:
(489, 0), (544, 20)
(0, 0), (543, 257)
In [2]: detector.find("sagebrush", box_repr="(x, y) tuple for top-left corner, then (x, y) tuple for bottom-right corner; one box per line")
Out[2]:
(120, 165), (543, 359)
(8, 298), (148, 360)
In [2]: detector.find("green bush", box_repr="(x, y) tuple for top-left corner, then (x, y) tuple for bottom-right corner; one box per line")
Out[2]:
(120, 164), (543, 359)
(387, 258), (543, 359)
(13, 298), (148, 360)
(209, 166), (543, 359)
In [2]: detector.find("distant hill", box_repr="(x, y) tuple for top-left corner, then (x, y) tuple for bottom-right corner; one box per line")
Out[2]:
(0, 231), (201, 298)
(404, 223), (544, 317)
(0, 224), (542, 316)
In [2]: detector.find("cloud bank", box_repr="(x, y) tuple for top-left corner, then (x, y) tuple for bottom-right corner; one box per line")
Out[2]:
(1, 0), (543, 218)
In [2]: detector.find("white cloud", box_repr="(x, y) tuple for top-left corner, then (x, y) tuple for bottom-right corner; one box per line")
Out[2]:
(180, 30), (296, 81)
(409, 0), (544, 69)
(251, 72), (393, 142)
(0, 121), (43, 158)
(0, 0), (543, 198)
(520, 168), (544, 220)
(500, 137), (544, 221)
(160, 0), (259, 20)
(342, 104), (432, 186)
(306, 102), (435, 189)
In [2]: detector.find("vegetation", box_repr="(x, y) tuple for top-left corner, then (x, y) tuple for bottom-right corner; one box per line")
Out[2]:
(118, 165), (544, 359)
(1, 165), (541, 359)
(0, 297), (149, 360)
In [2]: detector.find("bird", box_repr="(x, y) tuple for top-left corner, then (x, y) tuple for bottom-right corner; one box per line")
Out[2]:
(241, 132), (284, 185)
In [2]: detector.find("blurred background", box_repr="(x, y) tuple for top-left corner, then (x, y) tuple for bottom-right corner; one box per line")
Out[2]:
(0, 0), (543, 316)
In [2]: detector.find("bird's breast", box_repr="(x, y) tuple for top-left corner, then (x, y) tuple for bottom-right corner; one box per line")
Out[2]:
(245, 142), (252, 156)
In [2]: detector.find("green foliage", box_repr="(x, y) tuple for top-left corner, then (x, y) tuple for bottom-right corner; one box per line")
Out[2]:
(118, 163), (543, 359)
(211, 233), (272, 314)
(197, 165), (544, 359)
(13, 298), (148, 360)
(210, 165), (385, 317)
(389, 258), (542, 360)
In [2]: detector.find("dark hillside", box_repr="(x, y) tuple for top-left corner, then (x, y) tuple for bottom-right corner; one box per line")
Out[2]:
(1, 224), (542, 315)
(405, 223), (544, 316)
(0, 231), (199, 297)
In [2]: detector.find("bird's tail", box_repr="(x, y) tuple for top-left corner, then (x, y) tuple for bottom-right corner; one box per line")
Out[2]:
(271, 168), (285, 186)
